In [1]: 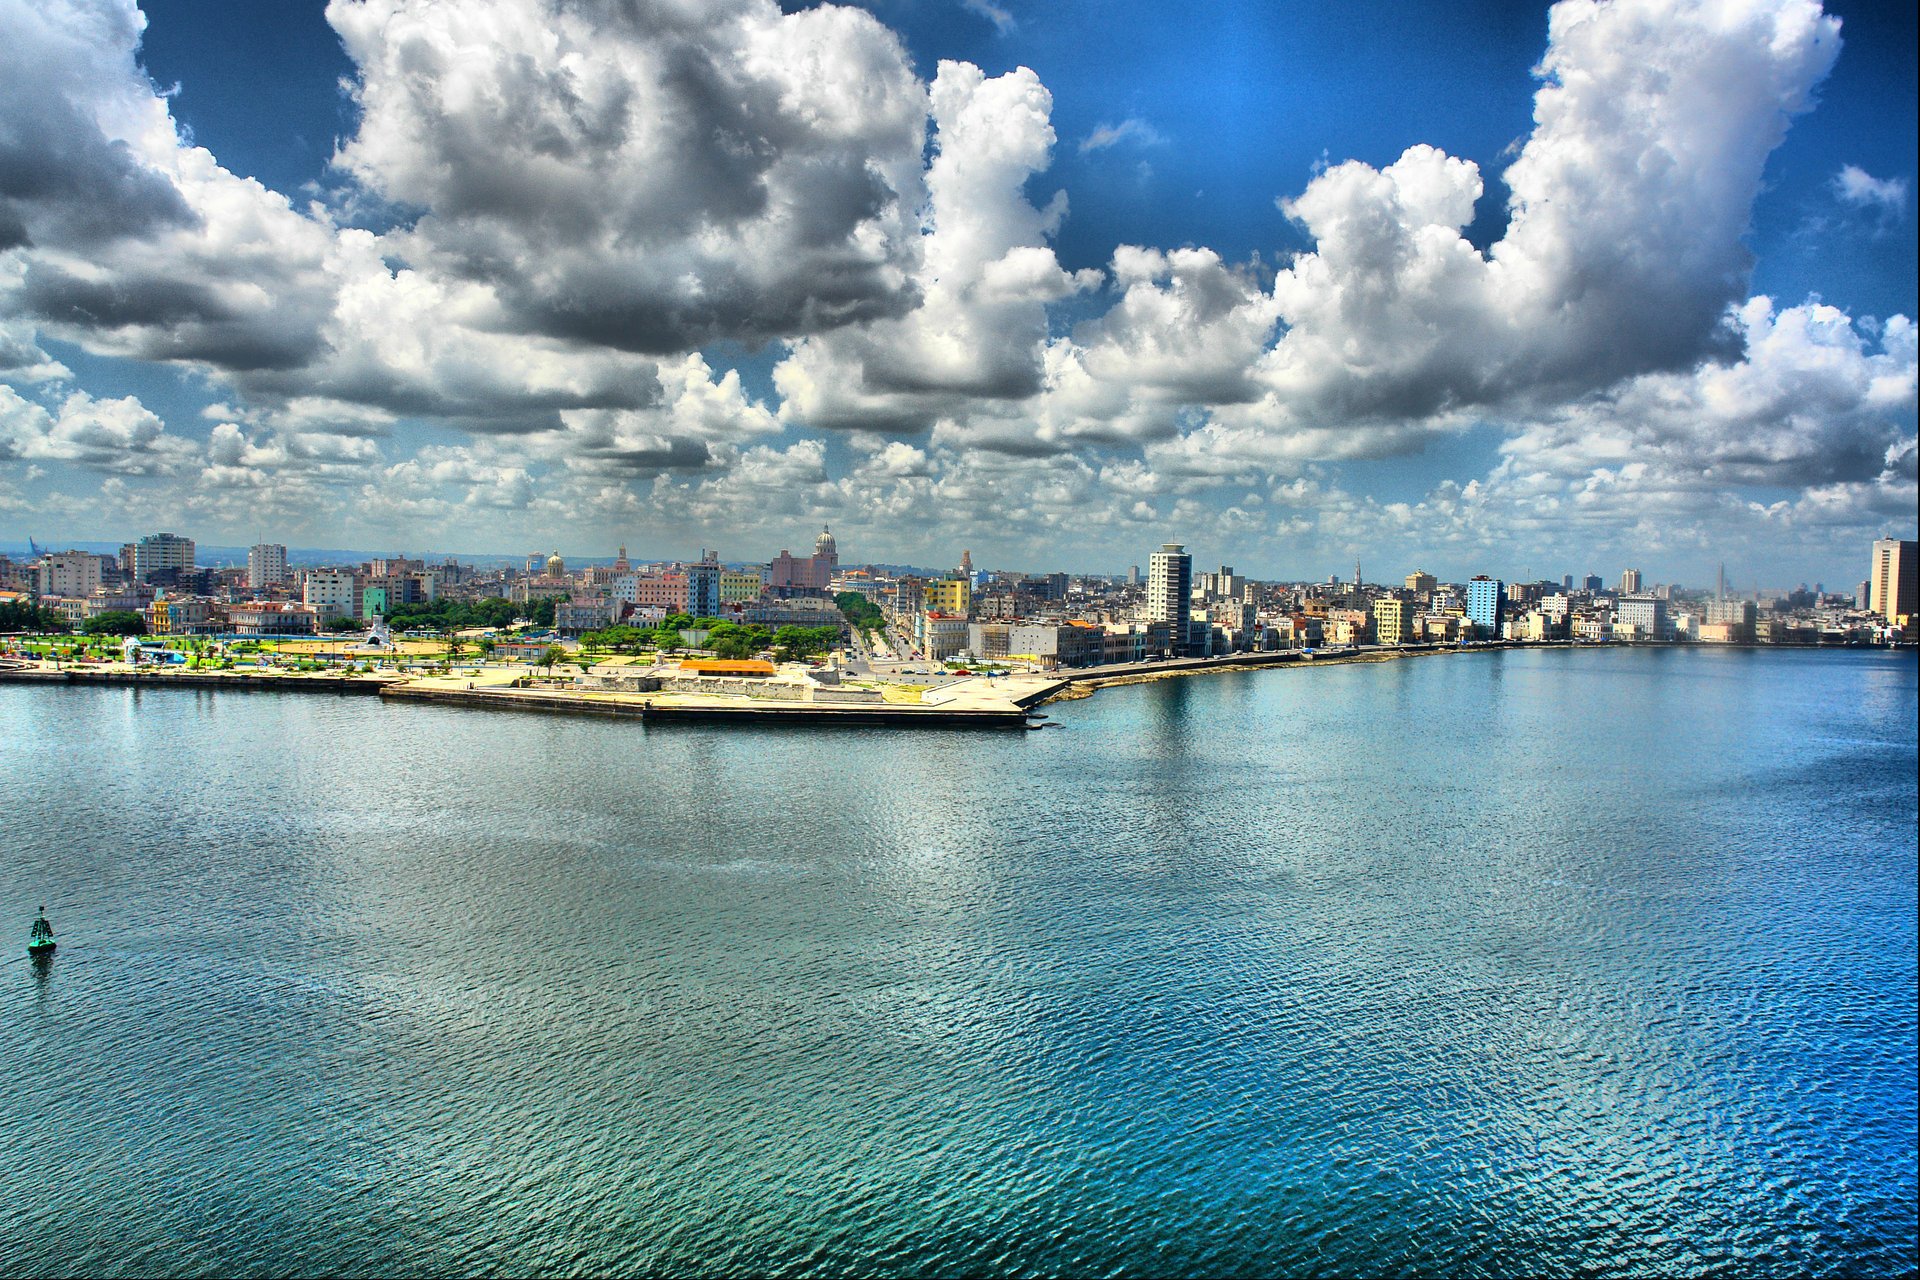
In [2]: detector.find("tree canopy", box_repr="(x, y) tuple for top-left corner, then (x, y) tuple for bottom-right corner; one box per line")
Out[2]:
(0, 599), (68, 633)
(384, 596), (551, 632)
(836, 592), (885, 633)
(81, 610), (147, 637)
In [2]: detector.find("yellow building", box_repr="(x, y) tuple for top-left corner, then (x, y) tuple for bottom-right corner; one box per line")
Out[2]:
(1404, 571), (1436, 595)
(1870, 538), (1916, 630)
(1374, 597), (1410, 645)
(720, 568), (764, 604)
(923, 577), (972, 616)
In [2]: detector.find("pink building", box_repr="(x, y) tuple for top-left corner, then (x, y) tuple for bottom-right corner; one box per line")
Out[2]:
(768, 527), (839, 593)
(632, 574), (688, 612)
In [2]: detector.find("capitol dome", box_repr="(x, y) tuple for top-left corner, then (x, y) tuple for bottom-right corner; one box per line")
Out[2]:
(814, 526), (837, 557)
(545, 551), (565, 576)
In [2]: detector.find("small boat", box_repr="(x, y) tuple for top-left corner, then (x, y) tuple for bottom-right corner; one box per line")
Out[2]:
(27, 907), (54, 957)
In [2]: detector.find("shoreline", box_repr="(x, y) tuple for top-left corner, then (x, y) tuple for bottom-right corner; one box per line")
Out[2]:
(3, 640), (1908, 728)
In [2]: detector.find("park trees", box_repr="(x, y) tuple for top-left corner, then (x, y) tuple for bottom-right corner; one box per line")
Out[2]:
(0, 599), (67, 633)
(835, 592), (884, 634)
(771, 625), (839, 662)
(81, 611), (147, 637)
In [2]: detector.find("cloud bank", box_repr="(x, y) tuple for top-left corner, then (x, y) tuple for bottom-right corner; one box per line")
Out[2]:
(0, 0), (1910, 578)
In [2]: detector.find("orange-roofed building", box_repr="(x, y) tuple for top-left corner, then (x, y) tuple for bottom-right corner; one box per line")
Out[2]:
(679, 659), (776, 677)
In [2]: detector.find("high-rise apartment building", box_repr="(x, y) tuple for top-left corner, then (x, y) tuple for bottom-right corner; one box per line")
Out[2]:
(132, 532), (194, 583)
(1619, 568), (1643, 594)
(1616, 596), (1672, 641)
(1404, 571), (1436, 596)
(1147, 543), (1193, 655)
(1374, 596), (1411, 645)
(1868, 538), (1916, 629)
(302, 569), (360, 623)
(1466, 576), (1504, 638)
(37, 550), (103, 598)
(685, 557), (722, 618)
(248, 543), (288, 589)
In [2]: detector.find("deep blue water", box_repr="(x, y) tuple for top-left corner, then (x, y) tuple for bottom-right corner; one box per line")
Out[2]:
(2, 646), (1914, 1276)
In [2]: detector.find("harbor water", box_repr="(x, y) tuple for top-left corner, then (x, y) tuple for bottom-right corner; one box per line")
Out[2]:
(2, 646), (1914, 1275)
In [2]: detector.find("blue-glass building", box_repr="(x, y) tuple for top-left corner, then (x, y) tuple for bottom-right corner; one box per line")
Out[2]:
(1467, 576), (1505, 638)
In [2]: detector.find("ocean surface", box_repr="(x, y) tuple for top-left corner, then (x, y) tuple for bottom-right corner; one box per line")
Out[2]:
(2, 646), (1914, 1276)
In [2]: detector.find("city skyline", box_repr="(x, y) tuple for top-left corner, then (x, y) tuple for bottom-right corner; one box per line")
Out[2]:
(1, 0), (1915, 585)
(8, 526), (1886, 595)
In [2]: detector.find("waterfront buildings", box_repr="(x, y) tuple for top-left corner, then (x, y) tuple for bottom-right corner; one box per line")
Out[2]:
(1615, 595), (1673, 642)
(302, 569), (359, 623)
(1467, 576), (1504, 638)
(1869, 539), (1916, 631)
(1373, 596), (1411, 646)
(247, 543), (288, 589)
(1147, 544), (1193, 656)
(8, 522), (1912, 664)
(1703, 598), (1758, 643)
(923, 613), (970, 660)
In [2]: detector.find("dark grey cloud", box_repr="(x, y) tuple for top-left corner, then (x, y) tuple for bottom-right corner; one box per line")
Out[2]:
(328, 0), (930, 354)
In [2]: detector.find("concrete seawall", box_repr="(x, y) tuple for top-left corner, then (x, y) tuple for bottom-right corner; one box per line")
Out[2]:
(378, 682), (1031, 729)
(0, 667), (391, 694)
(1045, 640), (1558, 700)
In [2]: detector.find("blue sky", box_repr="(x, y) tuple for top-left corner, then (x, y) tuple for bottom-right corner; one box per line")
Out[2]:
(1, 0), (1914, 586)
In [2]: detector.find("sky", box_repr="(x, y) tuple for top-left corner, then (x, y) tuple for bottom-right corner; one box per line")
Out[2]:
(0, 0), (1914, 586)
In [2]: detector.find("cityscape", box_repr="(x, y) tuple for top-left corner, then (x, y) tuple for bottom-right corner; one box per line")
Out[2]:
(3, 528), (1915, 664)
(2, 0), (1914, 1275)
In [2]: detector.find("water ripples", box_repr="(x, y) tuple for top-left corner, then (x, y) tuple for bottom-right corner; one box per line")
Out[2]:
(1, 648), (1914, 1275)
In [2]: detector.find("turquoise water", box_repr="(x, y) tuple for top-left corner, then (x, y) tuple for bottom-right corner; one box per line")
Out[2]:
(2, 647), (1914, 1276)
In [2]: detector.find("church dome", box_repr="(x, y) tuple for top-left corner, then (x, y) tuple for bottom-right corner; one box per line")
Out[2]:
(546, 551), (565, 576)
(814, 526), (837, 557)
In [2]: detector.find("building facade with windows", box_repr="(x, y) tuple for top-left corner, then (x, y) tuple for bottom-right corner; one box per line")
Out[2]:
(133, 533), (195, 584)
(1466, 576), (1505, 638)
(37, 550), (102, 599)
(1869, 538), (1916, 631)
(247, 543), (288, 589)
(1146, 543), (1193, 656)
